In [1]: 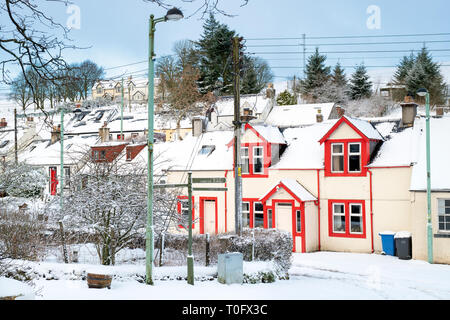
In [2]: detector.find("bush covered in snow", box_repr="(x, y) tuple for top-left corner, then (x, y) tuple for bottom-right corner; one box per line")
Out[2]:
(0, 162), (47, 198)
(159, 229), (292, 279)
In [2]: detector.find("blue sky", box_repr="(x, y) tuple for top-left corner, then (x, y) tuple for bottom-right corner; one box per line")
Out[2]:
(2, 0), (450, 94)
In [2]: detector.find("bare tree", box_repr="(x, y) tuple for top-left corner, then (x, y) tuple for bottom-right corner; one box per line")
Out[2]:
(143, 0), (249, 18)
(0, 0), (77, 96)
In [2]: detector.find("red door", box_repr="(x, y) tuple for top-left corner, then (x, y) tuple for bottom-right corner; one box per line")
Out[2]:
(49, 167), (58, 196)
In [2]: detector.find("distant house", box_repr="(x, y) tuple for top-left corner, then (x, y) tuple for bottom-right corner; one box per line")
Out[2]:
(379, 83), (407, 101)
(91, 77), (162, 104)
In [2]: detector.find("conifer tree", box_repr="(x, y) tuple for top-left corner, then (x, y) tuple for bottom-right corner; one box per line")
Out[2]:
(331, 63), (347, 87)
(276, 90), (297, 106)
(299, 48), (331, 102)
(393, 53), (415, 85)
(349, 64), (372, 100)
(196, 13), (235, 95)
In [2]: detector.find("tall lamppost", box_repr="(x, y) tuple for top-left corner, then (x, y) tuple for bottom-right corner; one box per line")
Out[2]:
(417, 88), (433, 264)
(146, 7), (183, 285)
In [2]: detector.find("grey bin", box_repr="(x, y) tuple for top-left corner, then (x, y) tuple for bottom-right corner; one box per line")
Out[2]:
(217, 252), (243, 285)
(395, 232), (412, 260)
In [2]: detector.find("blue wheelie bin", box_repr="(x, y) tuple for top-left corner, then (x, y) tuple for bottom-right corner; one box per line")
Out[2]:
(379, 231), (396, 256)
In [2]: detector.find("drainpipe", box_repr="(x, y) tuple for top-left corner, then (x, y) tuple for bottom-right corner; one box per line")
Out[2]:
(368, 168), (374, 253)
(316, 169), (321, 251)
(224, 170), (229, 233)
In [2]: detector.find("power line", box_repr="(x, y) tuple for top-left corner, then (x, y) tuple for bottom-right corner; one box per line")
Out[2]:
(249, 48), (450, 55)
(246, 32), (450, 41)
(247, 40), (450, 48)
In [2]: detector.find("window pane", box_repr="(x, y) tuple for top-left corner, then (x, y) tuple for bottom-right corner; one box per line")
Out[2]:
(334, 204), (345, 214)
(351, 216), (362, 233)
(445, 200), (450, 207)
(296, 210), (301, 233)
(254, 147), (263, 156)
(254, 213), (264, 228)
(332, 144), (343, 154)
(242, 202), (250, 228)
(349, 143), (360, 153)
(254, 202), (264, 212)
(332, 155), (344, 172)
(333, 216), (346, 232)
(254, 157), (263, 173)
(350, 204), (362, 215)
(349, 155), (361, 172)
(267, 209), (273, 228)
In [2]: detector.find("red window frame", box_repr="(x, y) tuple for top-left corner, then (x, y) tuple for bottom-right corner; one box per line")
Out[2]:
(328, 199), (366, 238)
(177, 196), (195, 230)
(324, 139), (369, 177)
(242, 198), (266, 229)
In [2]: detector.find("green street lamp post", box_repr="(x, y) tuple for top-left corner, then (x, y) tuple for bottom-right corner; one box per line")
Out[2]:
(417, 88), (433, 264)
(146, 7), (183, 285)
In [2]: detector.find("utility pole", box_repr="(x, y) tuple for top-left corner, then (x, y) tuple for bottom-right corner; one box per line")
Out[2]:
(121, 78), (124, 140)
(232, 36), (243, 236)
(14, 108), (18, 164)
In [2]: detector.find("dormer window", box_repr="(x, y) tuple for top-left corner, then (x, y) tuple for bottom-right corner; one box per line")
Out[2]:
(319, 116), (384, 177)
(96, 86), (103, 94)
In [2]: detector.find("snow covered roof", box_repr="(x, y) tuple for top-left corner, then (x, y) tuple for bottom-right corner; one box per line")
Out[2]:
(319, 116), (384, 143)
(264, 103), (335, 128)
(214, 94), (271, 117)
(260, 178), (317, 202)
(249, 124), (286, 144)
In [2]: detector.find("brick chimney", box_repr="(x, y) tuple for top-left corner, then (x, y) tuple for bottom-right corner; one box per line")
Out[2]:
(436, 106), (444, 118)
(99, 121), (110, 143)
(51, 125), (61, 144)
(192, 116), (205, 137)
(0, 118), (7, 128)
(336, 106), (345, 118)
(316, 109), (323, 123)
(400, 95), (418, 127)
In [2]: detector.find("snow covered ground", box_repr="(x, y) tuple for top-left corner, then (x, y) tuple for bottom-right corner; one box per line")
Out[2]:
(4, 251), (450, 300)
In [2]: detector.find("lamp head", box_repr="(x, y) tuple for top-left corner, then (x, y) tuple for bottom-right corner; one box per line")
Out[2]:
(165, 7), (184, 21)
(416, 88), (428, 97)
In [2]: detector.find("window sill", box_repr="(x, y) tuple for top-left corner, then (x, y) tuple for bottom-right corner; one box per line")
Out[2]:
(434, 233), (450, 238)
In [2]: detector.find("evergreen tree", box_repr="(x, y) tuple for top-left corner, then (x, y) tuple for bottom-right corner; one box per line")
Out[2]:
(393, 47), (446, 104)
(276, 90), (297, 106)
(299, 48), (331, 102)
(331, 63), (347, 87)
(241, 56), (273, 95)
(349, 64), (372, 100)
(196, 13), (235, 95)
(393, 53), (415, 85)
(407, 47), (446, 105)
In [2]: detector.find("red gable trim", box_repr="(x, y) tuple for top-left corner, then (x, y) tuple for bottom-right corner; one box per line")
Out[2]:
(226, 123), (267, 148)
(261, 181), (304, 204)
(319, 117), (372, 145)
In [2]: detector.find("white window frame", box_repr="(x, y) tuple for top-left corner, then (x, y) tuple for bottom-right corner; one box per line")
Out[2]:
(63, 166), (71, 189)
(253, 202), (264, 228)
(267, 208), (273, 229)
(438, 199), (450, 233)
(253, 146), (264, 175)
(331, 143), (344, 173)
(296, 210), (302, 233)
(348, 142), (362, 173)
(242, 202), (250, 228)
(241, 147), (249, 174)
(332, 203), (346, 233)
(349, 203), (363, 234)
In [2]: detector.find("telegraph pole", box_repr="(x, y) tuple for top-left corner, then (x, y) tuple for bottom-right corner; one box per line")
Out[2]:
(232, 36), (243, 236)
(14, 108), (18, 164)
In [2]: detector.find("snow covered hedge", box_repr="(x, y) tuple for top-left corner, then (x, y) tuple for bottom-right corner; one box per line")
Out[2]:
(159, 228), (293, 279)
(0, 163), (47, 198)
